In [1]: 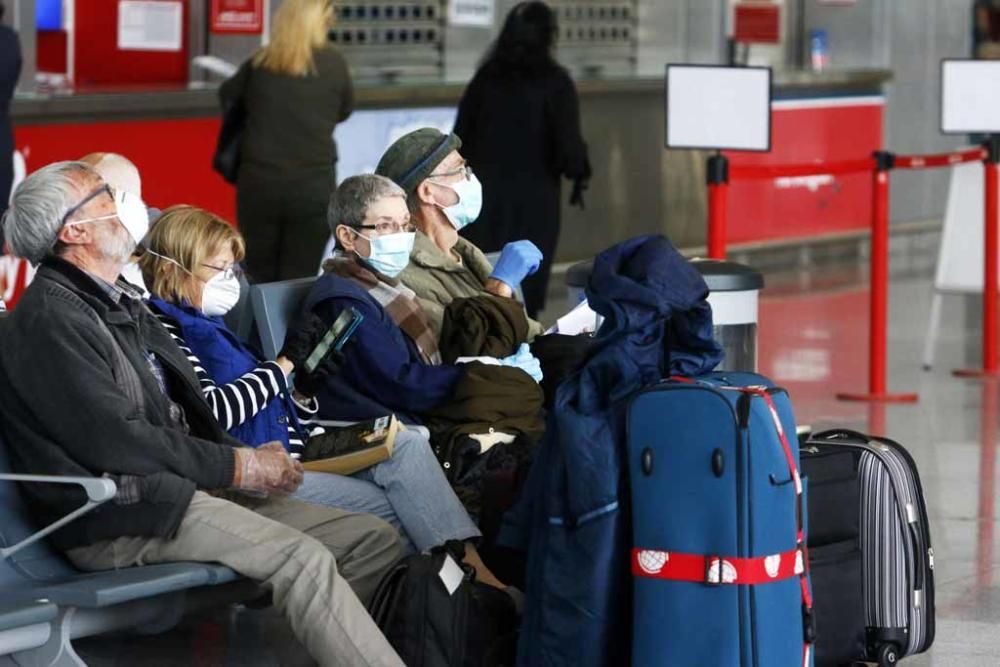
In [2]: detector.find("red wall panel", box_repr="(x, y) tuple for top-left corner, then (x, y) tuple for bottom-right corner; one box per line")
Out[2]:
(724, 100), (884, 244)
(13, 117), (234, 221)
(73, 0), (189, 86)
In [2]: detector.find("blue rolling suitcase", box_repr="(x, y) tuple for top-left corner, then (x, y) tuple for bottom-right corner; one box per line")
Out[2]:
(627, 372), (814, 667)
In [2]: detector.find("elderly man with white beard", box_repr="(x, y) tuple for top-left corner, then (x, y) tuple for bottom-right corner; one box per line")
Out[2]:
(0, 161), (406, 667)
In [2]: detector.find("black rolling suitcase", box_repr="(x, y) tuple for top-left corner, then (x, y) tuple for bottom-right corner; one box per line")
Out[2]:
(801, 430), (934, 667)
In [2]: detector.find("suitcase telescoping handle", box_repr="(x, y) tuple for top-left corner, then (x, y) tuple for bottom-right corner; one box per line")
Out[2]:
(811, 428), (881, 445)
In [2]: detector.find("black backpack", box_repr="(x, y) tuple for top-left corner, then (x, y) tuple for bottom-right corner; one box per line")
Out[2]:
(368, 541), (519, 667)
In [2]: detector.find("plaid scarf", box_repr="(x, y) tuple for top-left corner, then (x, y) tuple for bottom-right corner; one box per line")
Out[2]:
(323, 255), (442, 365)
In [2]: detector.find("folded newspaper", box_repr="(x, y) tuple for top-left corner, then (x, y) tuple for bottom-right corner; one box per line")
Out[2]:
(302, 415), (400, 475)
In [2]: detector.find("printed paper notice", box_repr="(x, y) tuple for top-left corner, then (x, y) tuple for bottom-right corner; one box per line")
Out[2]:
(118, 1), (183, 52)
(448, 0), (494, 27)
(438, 554), (465, 596)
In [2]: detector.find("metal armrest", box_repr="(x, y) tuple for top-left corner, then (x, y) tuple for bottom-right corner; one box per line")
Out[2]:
(0, 474), (116, 560)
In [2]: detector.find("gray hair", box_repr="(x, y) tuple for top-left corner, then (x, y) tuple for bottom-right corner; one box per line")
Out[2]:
(3, 161), (98, 265)
(328, 174), (405, 235)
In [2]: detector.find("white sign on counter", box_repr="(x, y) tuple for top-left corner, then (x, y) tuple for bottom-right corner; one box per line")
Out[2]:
(448, 0), (494, 28)
(118, 0), (183, 52)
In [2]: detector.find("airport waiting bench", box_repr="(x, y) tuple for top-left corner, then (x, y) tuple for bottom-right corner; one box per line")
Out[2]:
(0, 436), (261, 666)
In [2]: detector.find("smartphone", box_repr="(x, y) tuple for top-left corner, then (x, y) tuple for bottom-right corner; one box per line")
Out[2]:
(303, 308), (363, 374)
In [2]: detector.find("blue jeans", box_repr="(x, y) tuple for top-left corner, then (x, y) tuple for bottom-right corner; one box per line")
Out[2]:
(292, 429), (480, 553)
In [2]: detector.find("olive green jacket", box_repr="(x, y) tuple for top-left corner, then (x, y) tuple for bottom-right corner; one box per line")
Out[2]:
(399, 231), (544, 341)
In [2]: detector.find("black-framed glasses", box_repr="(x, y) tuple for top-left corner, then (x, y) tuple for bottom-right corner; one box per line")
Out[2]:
(61, 184), (114, 225)
(352, 221), (417, 235)
(201, 263), (244, 281)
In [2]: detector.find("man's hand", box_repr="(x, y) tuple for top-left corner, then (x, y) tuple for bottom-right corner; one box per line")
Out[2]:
(232, 442), (304, 496)
(484, 278), (514, 299)
(488, 240), (543, 291)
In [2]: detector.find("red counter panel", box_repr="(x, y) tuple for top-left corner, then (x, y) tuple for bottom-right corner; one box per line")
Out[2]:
(724, 96), (884, 244)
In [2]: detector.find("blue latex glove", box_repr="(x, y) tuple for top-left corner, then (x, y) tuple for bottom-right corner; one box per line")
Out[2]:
(499, 343), (543, 383)
(489, 240), (543, 289)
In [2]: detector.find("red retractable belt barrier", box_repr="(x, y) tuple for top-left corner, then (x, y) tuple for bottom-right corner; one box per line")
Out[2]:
(707, 143), (999, 398)
(894, 147), (987, 170)
(728, 158), (876, 180)
(837, 152), (919, 403)
(953, 141), (1000, 379)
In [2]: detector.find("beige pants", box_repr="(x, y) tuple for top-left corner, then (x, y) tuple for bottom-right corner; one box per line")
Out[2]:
(67, 491), (406, 667)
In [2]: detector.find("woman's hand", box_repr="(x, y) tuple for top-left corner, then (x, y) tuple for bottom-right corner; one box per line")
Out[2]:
(276, 356), (295, 376)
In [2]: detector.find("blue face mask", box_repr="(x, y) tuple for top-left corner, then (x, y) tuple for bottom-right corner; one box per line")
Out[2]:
(433, 173), (483, 231)
(355, 230), (415, 278)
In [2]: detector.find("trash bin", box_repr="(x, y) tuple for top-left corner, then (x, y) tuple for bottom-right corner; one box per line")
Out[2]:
(564, 257), (763, 372)
(691, 259), (764, 373)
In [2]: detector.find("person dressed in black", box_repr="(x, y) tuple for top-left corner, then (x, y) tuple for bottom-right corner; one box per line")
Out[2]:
(454, 1), (590, 318)
(0, 5), (22, 221)
(221, 0), (353, 283)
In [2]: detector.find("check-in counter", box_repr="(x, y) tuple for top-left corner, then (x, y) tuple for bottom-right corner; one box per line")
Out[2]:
(6, 68), (890, 304)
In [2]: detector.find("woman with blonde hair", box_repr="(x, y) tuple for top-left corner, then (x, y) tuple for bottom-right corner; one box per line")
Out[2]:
(220, 0), (353, 283)
(141, 205), (515, 593)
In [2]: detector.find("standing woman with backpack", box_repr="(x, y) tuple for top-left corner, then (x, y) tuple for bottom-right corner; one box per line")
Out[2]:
(221, 0), (353, 283)
(454, 1), (590, 318)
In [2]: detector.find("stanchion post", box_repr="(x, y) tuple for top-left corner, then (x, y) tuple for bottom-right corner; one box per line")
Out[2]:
(956, 137), (1000, 378)
(838, 151), (919, 403)
(707, 153), (730, 260)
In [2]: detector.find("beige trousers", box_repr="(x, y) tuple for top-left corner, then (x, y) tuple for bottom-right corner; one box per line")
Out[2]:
(67, 491), (405, 667)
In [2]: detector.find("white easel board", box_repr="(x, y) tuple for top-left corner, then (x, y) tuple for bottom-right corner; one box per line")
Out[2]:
(665, 65), (772, 152)
(935, 159), (1000, 293)
(941, 60), (1000, 134)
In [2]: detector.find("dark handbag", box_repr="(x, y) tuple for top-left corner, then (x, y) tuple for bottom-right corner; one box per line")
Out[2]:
(213, 64), (251, 184)
(368, 540), (518, 667)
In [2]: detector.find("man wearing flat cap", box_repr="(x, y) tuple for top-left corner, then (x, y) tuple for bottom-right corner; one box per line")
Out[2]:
(375, 128), (544, 340)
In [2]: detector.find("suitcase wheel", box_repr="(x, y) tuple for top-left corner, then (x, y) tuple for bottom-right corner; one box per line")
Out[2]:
(876, 642), (899, 666)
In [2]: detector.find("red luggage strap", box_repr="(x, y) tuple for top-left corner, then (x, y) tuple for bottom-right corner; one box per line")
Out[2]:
(630, 546), (805, 585)
(637, 382), (814, 667)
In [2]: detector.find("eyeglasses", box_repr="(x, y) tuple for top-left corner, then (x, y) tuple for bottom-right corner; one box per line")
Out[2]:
(201, 263), (244, 281)
(61, 184), (115, 225)
(428, 165), (474, 182)
(353, 221), (416, 236)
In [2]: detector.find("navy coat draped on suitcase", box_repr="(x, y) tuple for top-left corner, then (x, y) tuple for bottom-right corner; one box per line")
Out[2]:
(628, 373), (814, 667)
(502, 236), (723, 667)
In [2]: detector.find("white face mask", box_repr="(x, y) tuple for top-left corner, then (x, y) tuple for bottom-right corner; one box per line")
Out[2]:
(431, 172), (483, 231)
(65, 189), (150, 245)
(145, 249), (241, 317)
(201, 272), (241, 317)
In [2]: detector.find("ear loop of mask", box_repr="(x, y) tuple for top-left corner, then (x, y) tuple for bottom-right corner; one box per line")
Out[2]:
(145, 248), (195, 277)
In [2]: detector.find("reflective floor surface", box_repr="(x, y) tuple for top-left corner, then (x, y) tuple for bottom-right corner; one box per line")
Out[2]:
(51, 250), (1000, 664)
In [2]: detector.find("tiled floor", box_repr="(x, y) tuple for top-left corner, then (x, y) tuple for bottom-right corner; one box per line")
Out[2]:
(58, 254), (1000, 664)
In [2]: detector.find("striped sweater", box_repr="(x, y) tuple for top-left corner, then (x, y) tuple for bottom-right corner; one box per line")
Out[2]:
(155, 314), (317, 450)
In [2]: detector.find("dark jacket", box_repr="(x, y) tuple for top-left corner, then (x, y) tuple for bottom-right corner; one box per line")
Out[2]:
(502, 236), (723, 667)
(0, 258), (239, 550)
(454, 63), (590, 314)
(222, 46), (353, 176)
(303, 272), (463, 424)
(437, 293), (530, 363)
(0, 25), (21, 216)
(148, 298), (306, 452)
